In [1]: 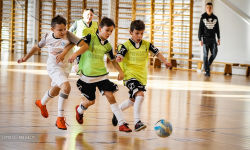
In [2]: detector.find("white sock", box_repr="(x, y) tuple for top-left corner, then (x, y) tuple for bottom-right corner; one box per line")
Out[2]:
(110, 103), (125, 126)
(119, 99), (134, 111)
(134, 96), (144, 124)
(41, 90), (54, 105)
(77, 103), (87, 114)
(71, 65), (77, 73)
(58, 92), (68, 117)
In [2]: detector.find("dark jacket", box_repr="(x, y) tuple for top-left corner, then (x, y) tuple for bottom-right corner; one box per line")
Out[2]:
(198, 12), (220, 41)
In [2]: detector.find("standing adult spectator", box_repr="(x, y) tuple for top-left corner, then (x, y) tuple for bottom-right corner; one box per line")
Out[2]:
(198, 2), (220, 76)
(69, 8), (98, 72)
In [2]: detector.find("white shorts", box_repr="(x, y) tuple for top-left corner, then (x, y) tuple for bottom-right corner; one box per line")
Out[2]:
(47, 63), (70, 87)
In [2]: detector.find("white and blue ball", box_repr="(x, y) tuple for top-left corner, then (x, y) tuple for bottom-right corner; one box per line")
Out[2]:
(154, 119), (172, 138)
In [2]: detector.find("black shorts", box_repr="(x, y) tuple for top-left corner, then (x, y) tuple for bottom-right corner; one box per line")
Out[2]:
(76, 55), (81, 64)
(125, 78), (146, 99)
(76, 79), (118, 101)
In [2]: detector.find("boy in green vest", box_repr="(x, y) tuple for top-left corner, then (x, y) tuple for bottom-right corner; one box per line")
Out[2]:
(67, 17), (132, 132)
(112, 20), (172, 131)
(69, 8), (98, 73)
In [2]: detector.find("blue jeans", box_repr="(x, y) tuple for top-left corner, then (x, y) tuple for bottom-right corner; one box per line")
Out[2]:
(203, 38), (218, 72)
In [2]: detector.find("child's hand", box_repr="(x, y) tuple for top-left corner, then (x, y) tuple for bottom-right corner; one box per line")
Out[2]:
(68, 54), (76, 63)
(56, 53), (65, 64)
(17, 57), (26, 64)
(164, 62), (172, 69)
(118, 72), (124, 81)
(116, 56), (123, 62)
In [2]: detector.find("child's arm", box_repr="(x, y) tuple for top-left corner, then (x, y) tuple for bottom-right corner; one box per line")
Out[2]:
(112, 60), (124, 81)
(17, 44), (40, 63)
(156, 53), (172, 69)
(55, 22), (78, 63)
(68, 40), (89, 63)
(65, 31), (91, 63)
(149, 43), (171, 69)
(18, 33), (47, 63)
(116, 44), (128, 62)
(56, 43), (75, 64)
(107, 47), (124, 81)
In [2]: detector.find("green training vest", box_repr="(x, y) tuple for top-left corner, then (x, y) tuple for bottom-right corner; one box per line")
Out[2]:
(78, 33), (113, 77)
(74, 20), (98, 51)
(75, 20), (98, 37)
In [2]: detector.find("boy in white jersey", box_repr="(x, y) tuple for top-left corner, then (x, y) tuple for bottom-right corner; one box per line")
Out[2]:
(17, 15), (89, 130)
(67, 17), (132, 132)
(112, 20), (172, 131)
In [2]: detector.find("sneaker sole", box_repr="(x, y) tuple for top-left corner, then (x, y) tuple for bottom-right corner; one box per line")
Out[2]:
(75, 105), (83, 125)
(35, 101), (48, 118)
(135, 125), (147, 132)
(55, 123), (67, 130)
(119, 130), (132, 132)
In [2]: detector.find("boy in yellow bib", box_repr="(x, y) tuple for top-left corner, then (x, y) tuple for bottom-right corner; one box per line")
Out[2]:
(112, 20), (172, 131)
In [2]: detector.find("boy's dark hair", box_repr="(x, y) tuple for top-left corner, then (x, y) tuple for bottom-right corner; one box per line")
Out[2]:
(51, 15), (66, 28)
(130, 20), (145, 32)
(206, 2), (213, 6)
(84, 8), (94, 13)
(99, 17), (115, 28)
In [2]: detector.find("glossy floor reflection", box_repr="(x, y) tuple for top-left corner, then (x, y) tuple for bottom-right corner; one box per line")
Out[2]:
(0, 52), (250, 150)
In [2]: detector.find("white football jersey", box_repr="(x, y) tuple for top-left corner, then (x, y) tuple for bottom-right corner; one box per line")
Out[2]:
(38, 31), (81, 72)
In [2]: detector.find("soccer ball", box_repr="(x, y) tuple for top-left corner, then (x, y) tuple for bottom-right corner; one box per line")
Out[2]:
(154, 119), (172, 138)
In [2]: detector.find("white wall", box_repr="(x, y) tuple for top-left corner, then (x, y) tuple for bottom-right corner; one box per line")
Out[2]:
(210, 0), (250, 75)
(226, 0), (250, 17)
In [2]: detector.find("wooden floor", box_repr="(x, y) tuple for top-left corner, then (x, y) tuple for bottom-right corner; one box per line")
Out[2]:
(0, 52), (250, 150)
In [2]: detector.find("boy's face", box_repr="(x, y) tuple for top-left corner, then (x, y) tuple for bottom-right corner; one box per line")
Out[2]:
(51, 23), (66, 38)
(98, 26), (114, 40)
(130, 29), (144, 43)
(206, 5), (213, 15)
(83, 10), (93, 24)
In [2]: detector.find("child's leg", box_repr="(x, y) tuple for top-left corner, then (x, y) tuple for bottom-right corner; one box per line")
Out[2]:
(123, 79), (146, 124)
(76, 79), (97, 115)
(47, 66), (71, 129)
(55, 81), (71, 130)
(134, 91), (144, 124)
(119, 98), (135, 111)
(97, 80), (131, 132)
(36, 86), (60, 118)
(105, 91), (132, 132)
(75, 97), (95, 125)
(112, 98), (134, 127)
(133, 91), (146, 131)
(77, 97), (95, 114)
(104, 91), (126, 126)
(58, 81), (71, 117)
(41, 86), (60, 105)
